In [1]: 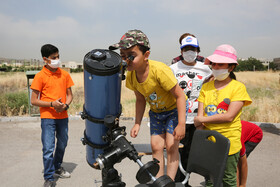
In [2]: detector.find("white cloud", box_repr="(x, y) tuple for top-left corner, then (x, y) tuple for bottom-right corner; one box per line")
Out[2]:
(0, 0), (280, 62)
(0, 14), (82, 60)
(0, 14), (80, 39)
(157, 0), (280, 29)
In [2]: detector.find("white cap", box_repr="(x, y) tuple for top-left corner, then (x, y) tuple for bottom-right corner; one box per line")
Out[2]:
(180, 36), (199, 49)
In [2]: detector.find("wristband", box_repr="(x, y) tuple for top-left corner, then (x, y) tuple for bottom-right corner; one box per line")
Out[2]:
(50, 102), (53, 107)
(65, 103), (69, 110)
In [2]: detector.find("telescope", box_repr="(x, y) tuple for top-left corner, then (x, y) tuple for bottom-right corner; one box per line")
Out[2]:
(81, 49), (175, 187)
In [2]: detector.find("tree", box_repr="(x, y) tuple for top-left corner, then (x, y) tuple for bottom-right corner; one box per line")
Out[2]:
(0, 64), (12, 72)
(269, 62), (278, 71)
(236, 57), (266, 71)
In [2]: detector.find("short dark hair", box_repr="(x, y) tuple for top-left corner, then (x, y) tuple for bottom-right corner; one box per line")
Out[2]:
(41, 44), (59, 58)
(137, 44), (150, 54)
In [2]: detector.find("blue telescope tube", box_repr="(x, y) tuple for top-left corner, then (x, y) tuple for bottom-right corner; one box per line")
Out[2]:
(83, 49), (122, 166)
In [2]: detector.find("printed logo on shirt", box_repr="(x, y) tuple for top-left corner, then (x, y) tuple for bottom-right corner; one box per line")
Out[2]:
(175, 71), (198, 79)
(146, 92), (167, 112)
(178, 78), (202, 98)
(179, 80), (191, 98)
(149, 92), (157, 101)
(205, 98), (230, 116)
(179, 81), (187, 90)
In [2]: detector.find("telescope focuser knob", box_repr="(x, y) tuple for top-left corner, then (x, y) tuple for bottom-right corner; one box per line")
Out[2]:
(104, 115), (117, 129)
(90, 50), (106, 61)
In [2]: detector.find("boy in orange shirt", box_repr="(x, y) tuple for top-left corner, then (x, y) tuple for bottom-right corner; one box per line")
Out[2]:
(31, 44), (74, 187)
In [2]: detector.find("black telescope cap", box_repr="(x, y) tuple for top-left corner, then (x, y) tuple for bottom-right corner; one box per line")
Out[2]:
(84, 49), (122, 76)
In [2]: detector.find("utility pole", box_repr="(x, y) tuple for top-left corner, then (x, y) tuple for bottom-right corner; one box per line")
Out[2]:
(268, 62), (269, 71)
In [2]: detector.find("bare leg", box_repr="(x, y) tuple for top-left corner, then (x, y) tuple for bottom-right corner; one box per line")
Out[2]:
(151, 134), (165, 178)
(165, 132), (180, 180)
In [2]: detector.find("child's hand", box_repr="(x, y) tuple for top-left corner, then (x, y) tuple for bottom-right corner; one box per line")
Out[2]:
(173, 125), (185, 141)
(194, 116), (203, 128)
(53, 98), (64, 112)
(130, 124), (140, 138)
(196, 125), (204, 130)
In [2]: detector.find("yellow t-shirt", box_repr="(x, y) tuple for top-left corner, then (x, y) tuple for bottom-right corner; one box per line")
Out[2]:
(198, 79), (252, 155)
(126, 60), (180, 113)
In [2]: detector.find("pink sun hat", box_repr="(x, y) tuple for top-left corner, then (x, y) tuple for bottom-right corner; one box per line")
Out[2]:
(204, 44), (238, 65)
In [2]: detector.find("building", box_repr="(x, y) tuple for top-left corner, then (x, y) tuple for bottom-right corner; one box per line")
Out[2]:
(273, 58), (280, 70)
(257, 58), (273, 67)
(1, 57), (84, 70)
(0, 58), (42, 67)
(61, 61), (83, 69)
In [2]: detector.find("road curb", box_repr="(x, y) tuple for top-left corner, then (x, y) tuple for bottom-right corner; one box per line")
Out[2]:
(0, 116), (279, 129)
(0, 116), (149, 122)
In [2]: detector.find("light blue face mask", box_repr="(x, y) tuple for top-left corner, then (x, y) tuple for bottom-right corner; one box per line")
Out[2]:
(47, 58), (61, 68)
(183, 50), (197, 63)
(212, 69), (230, 81)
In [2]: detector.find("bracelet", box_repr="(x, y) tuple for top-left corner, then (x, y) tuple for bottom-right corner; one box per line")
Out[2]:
(50, 102), (53, 107)
(65, 103), (69, 110)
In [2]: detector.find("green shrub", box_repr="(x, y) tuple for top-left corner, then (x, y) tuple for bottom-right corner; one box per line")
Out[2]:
(70, 68), (83, 73)
(0, 92), (29, 116)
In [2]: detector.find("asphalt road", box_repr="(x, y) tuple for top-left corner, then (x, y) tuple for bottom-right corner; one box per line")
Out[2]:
(0, 117), (279, 187)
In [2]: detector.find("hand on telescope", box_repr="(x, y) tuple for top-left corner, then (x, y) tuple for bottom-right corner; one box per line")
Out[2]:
(130, 124), (140, 138)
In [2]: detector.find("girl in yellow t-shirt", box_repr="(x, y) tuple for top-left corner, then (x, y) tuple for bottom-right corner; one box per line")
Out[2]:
(194, 44), (252, 187)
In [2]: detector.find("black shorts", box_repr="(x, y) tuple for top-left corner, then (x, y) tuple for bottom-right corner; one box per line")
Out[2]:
(245, 141), (259, 157)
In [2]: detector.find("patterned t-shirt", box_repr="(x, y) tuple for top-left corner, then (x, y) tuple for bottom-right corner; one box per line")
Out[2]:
(198, 79), (252, 155)
(126, 59), (186, 113)
(170, 60), (212, 124)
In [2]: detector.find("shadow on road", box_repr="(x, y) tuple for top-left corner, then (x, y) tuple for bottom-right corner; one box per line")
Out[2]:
(260, 123), (280, 135)
(54, 162), (78, 183)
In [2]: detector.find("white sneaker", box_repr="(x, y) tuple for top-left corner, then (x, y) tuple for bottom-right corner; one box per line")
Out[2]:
(54, 167), (71, 178)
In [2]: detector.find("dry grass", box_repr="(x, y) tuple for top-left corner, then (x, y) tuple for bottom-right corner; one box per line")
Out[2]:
(68, 73), (85, 115)
(0, 72), (27, 93)
(120, 80), (150, 117)
(0, 71), (279, 123)
(236, 71), (279, 90)
(236, 71), (280, 123)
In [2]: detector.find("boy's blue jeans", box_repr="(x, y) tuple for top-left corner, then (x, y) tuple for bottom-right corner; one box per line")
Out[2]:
(41, 118), (68, 181)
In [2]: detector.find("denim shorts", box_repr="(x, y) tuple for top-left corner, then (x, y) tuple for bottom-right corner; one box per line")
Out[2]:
(149, 108), (178, 135)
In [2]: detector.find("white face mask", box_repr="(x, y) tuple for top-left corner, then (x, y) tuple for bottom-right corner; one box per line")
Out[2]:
(47, 59), (61, 69)
(182, 50), (197, 63)
(212, 69), (230, 81)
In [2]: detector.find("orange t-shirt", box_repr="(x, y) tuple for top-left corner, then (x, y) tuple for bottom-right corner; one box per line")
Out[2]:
(30, 66), (74, 119)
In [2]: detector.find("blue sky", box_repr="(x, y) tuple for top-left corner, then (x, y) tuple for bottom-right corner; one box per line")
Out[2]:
(0, 0), (279, 64)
